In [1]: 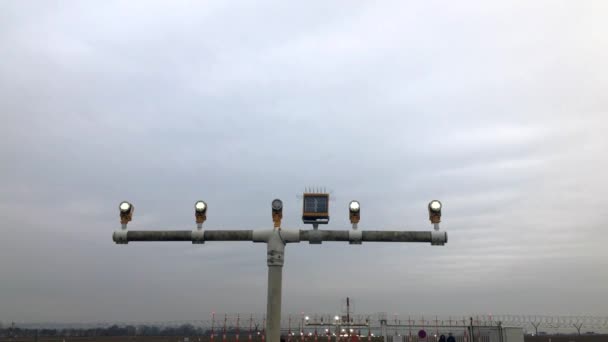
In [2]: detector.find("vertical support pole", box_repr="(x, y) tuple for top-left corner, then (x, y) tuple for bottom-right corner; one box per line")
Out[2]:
(211, 312), (216, 342)
(237, 314), (240, 342)
(249, 314), (253, 342)
(267, 264), (283, 342)
(408, 317), (412, 342)
(266, 230), (285, 342)
(346, 298), (350, 339)
(380, 320), (387, 342)
(469, 317), (473, 342)
(223, 315), (227, 342)
(497, 321), (503, 342)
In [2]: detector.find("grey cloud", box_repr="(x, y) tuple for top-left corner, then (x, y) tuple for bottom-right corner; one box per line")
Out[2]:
(1, 1), (607, 323)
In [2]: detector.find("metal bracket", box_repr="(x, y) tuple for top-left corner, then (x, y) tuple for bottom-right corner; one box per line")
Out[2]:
(431, 231), (447, 245)
(113, 230), (128, 244)
(308, 229), (323, 244)
(349, 230), (362, 245)
(267, 249), (285, 266)
(192, 229), (205, 244)
(267, 231), (286, 266)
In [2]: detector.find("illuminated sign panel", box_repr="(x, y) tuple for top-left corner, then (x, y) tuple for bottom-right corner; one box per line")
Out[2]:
(302, 193), (330, 224)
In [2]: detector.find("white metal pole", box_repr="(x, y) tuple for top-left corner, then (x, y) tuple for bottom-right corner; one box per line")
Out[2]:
(266, 230), (286, 342)
(266, 265), (283, 342)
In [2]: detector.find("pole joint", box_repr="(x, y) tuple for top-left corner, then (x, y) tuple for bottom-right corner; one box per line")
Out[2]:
(113, 230), (128, 244)
(349, 230), (362, 244)
(431, 231), (447, 246)
(267, 230), (286, 267)
(192, 227), (205, 244)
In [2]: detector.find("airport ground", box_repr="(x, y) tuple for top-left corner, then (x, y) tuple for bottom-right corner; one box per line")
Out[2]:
(4, 336), (608, 342)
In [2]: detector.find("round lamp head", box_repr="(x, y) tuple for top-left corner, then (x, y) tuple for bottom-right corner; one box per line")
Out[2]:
(428, 200), (442, 213)
(349, 200), (360, 213)
(119, 201), (132, 213)
(119, 201), (134, 225)
(272, 198), (283, 211)
(195, 200), (207, 213)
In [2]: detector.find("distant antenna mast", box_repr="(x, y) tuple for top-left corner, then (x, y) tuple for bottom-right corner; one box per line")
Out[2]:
(211, 312), (216, 342)
(236, 314), (240, 342)
(223, 314), (227, 342)
(347, 297), (351, 326)
(248, 315), (253, 342)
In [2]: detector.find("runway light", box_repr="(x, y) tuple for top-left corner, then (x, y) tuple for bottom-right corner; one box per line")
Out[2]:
(195, 201), (207, 213)
(119, 201), (134, 224)
(349, 200), (360, 224)
(272, 199), (283, 211)
(272, 198), (283, 228)
(119, 201), (131, 212)
(195, 200), (207, 224)
(349, 200), (360, 212)
(428, 200), (442, 223)
(429, 200), (441, 212)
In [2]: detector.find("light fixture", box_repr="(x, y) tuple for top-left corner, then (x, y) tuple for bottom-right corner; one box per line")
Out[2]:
(428, 200), (442, 223)
(120, 201), (132, 213)
(305, 316), (310, 321)
(349, 200), (360, 212)
(429, 200), (441, 212)
(195, 200), (207, 224)
(335, 316), (340, 321)
(272, 199), (283, 211)
(119, 201), (133, 224)
(349, 200), (360, 224)
(302, 192), (330, 225)
(195, 200), (207, 213)
(272, 198), (283, 228)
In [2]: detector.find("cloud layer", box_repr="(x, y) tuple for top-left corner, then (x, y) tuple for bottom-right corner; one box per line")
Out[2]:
(1, 1), (607, 323)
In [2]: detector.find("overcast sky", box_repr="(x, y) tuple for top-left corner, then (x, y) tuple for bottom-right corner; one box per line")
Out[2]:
(1, 1), (607, 324)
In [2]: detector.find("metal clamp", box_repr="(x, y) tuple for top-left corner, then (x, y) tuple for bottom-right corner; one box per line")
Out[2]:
(192, 229), (205, 244)
(308, 229), (322, 244)
(267, 231), (286, 266)
(349, 230), (362, 245)
(267, 249), (285, 266)
(113, 230), (128, 244)
(431, 231), (447, 245)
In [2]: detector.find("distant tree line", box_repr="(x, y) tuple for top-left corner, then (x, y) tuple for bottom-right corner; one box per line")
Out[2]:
(0, 323), (248, 338)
